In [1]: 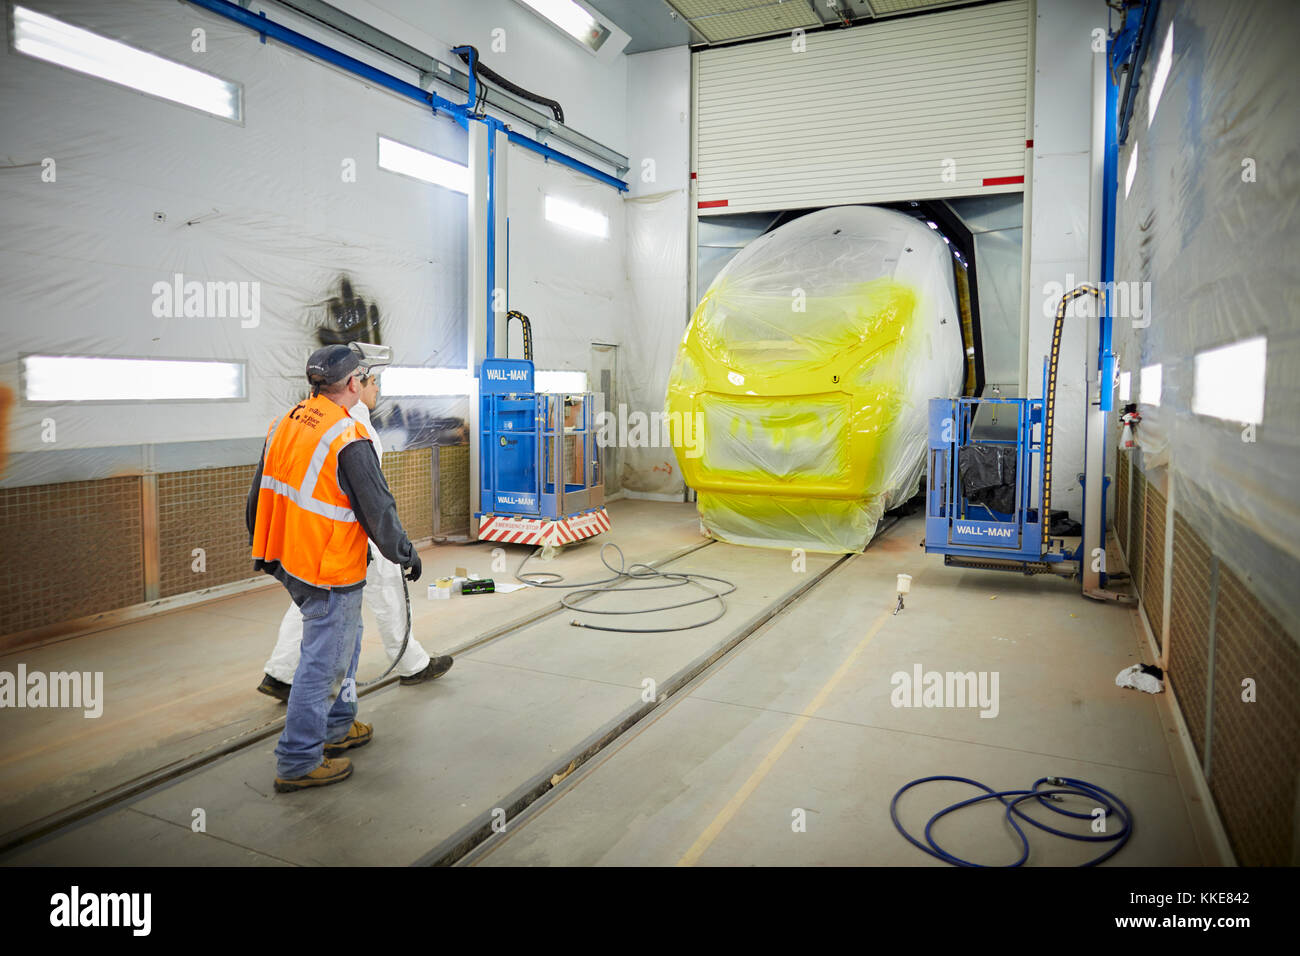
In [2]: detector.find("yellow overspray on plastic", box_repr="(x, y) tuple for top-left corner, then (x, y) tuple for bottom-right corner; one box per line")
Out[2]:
(666, 206), (964, 553)
(667, 279), (924, 551)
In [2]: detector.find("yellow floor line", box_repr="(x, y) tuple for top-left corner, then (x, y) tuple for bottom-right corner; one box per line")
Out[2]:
(677, 600), (900, 866)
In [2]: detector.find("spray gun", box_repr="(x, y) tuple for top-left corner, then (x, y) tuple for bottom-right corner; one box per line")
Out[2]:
(894, 573), (912, 615)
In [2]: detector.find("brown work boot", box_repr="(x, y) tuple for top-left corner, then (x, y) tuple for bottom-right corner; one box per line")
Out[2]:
(274, 757), (352, 793)
(323, 720), (373, 756)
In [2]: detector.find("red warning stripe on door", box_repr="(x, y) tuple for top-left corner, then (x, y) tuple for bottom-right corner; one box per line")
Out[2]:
(982, 175), (1025, 187)
(698, 199), (729, 209)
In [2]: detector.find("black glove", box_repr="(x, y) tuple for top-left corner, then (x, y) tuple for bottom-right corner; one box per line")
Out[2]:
(403, 553), (422, 583)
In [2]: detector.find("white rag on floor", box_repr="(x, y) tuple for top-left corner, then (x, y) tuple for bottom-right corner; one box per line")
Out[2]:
(1115, 664), (1163, 694)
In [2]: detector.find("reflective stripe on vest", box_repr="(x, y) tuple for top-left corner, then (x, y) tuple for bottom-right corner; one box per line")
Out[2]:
(259, 416), (358, 522)
(251, 398), (373, 587)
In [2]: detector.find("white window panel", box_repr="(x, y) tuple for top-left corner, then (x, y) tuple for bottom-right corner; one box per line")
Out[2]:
(22, 356), (245, 402)
(1140, 364), (1162, 407)
(1194, 337), (1266, 425)
(535, 370), (588, 393)
(12, 6), (241, 121)
(1125, 141), (1139, 198)
(382, 367), (473, 396)
(1147, 22), (1174, 128)
(378, 137), (470, 195)
(545, 196), (609, 237)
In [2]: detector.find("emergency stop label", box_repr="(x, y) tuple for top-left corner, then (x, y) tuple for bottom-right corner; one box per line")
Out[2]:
(485, 517), (540, 533)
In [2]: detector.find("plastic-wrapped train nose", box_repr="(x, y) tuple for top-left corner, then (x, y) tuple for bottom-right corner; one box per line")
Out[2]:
(666, 205), (966, 553)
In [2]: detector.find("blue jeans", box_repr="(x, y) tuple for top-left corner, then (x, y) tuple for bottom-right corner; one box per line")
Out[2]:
(274, 585), (364, 779)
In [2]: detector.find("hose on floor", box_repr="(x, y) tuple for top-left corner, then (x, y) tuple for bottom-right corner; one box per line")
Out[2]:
(516, 542), (735, 633)
(356, 569), (411, 687)
(890, 775), (1132, 867)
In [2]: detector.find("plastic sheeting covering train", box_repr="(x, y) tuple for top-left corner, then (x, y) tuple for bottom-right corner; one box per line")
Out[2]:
(666, 206), (965, 553)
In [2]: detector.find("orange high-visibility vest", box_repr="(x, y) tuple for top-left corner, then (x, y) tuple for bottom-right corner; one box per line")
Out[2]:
(251, 395), (375, 588)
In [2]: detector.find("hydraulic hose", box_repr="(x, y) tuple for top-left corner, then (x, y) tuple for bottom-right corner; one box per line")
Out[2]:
(357, 566), (412, 687)
(891, 774), (1132, 867)
(507, 310), (533, 361)
(1042, 284), (1099, 528)
(517, 543), (735, 633)
(454, 45), (564, 124)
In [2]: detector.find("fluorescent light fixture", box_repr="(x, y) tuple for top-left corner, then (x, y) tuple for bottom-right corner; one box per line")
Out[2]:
(378, 137), (469, 195)
(1118, 370), (1131, 402)
(1125, 142), (1138, 199)
(515, 0), (611, 52)
(22, 355), (245, 402)
(1140, 363), (1162, 406)
(536, 370), (588, 393)
(12, 6), (241, 121)
(545, 195), (608, 238)
(381, 366), (473, 397)
(1147, 23), (1173, 128)
(1194, 336), (1266, 424)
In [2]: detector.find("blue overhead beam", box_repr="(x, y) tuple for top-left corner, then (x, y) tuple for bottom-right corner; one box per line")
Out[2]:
(505, 129), (629, 193)
(184, 0), (629, 192)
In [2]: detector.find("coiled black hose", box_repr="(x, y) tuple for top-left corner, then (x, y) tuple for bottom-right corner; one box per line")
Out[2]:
(517, 543), (735, 633)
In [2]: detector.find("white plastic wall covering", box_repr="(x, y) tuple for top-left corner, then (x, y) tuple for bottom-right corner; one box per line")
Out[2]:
(693, 0), (1030, 214)
(1017, 0), (1036, 396)
(689, 46), (700, 309)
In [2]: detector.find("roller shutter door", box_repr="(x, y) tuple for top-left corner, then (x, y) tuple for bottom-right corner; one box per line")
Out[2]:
(693, 0), (1032, 214)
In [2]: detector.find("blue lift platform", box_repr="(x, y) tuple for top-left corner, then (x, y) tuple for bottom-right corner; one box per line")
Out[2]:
(475, 357), (609, 549)
(923, 391), (1077, 577)
(924, 285), (1118, 592)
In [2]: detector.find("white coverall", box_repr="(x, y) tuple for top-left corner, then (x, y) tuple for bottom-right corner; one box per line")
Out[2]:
(263, 401), (431, 682)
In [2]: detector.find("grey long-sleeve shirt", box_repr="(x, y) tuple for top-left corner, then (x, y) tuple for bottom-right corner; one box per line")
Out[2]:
(246, 433), (414, 605)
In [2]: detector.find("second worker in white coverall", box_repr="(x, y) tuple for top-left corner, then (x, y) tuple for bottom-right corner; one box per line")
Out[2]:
(257, 368), (452, 701)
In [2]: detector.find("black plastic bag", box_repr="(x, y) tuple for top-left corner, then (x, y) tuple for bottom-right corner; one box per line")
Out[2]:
(958, 443), (1018, 515)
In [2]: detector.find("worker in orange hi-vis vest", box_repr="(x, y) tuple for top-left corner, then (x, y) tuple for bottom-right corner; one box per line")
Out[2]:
(248, 343), (428, 793)
(257, 365), (451, 702)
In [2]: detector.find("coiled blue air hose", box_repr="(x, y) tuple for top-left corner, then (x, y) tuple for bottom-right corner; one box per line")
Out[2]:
(890, 775), (1132, 867)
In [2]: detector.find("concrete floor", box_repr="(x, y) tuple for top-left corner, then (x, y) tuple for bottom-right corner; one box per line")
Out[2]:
(0, 504), (1216, 866)
(473, 522), (1210, 866)
(0, 498), (704, 844)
